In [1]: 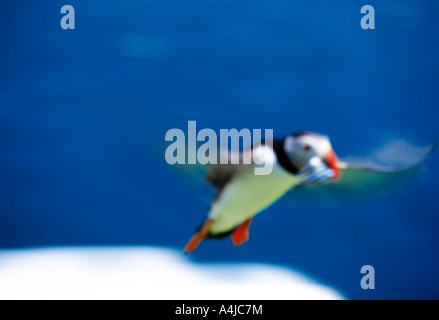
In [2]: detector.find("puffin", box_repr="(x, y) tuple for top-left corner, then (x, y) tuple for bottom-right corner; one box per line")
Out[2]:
(184, 131), (434, 253)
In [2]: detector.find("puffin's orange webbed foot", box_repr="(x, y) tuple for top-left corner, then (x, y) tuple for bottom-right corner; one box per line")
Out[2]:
(232, 218), (252, 246)
(184, 219), (213, 253)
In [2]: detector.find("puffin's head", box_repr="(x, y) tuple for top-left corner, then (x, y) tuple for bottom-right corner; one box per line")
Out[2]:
(283, 131), (341, 180)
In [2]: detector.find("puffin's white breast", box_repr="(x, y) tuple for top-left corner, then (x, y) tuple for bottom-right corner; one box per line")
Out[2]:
(208, 145), (304, 235)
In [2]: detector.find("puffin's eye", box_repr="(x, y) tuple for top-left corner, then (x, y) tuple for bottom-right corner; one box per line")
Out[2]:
(303, 144), (311, 152)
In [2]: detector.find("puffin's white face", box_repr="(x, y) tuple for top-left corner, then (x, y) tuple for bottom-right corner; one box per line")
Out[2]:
(283, 132), (333, 171)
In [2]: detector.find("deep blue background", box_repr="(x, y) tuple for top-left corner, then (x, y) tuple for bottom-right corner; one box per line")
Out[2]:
(1, 0), (438, 299)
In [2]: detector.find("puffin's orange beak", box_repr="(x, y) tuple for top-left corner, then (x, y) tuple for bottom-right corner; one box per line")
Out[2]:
(325, 148), (341, 181)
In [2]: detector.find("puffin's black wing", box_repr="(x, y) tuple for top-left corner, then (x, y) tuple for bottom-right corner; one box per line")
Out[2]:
(205, 149), (254, 188)
(290, 139), (435, 204)
(168, 146), (255, 206)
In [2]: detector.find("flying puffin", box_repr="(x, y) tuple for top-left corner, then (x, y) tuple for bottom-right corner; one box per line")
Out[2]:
(184, 131), (434, 253)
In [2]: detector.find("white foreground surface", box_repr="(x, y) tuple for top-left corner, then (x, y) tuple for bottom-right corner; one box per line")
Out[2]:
(0, 247), (344, 300)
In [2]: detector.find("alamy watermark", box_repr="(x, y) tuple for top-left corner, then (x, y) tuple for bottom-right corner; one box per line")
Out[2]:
(361, 265), (375, 290)
(361, 5), (375, 30)
(60, 5), (375, 30)
(60, 5), (75, 30)
(164, 121), (274, 175)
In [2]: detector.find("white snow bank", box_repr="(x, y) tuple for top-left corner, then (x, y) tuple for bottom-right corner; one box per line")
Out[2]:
(0, 247), (344, 300)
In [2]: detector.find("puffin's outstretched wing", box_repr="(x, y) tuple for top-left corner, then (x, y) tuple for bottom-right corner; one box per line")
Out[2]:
(205, 148), (254, 188)
(290, 139), (435, 204)
(168, 146), (256, 204)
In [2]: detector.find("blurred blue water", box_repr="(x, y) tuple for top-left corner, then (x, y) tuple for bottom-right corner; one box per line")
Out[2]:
(1, 0), (439, 299)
